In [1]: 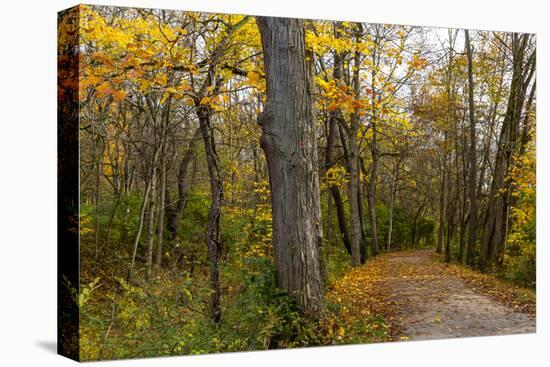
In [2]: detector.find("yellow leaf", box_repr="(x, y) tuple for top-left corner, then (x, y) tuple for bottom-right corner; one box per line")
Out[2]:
(247, 70), (260, 85)
(338, 326), (345, 337)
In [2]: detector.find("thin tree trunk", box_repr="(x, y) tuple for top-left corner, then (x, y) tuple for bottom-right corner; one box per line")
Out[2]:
(166, 128), (201, 240)
(105, 190), (121, 248)
(128, 177), (153, 282)
(387, 157), (402, 252)
(356, 175), (368, 261)
(325, 48), (353, 257)
(465, 29), (478, 267)
(437, 165), (446, 254)
(155, 146), (167, 270)
(94, 138), (104, 259)
(445, 166), (457, 263)
(367, 35), (380, 257)
(146, 168), (157, 279)
(347, 26), (363, 266)
(411, 199), (426, 247)
(196, 105), (224, 323)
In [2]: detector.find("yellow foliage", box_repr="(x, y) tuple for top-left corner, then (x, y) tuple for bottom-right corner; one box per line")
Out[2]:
(322, 166), (349, 191)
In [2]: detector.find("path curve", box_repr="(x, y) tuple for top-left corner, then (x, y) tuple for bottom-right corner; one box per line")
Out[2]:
(378, 250), (535, 340)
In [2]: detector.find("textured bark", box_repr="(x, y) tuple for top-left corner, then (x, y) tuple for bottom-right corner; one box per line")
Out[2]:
(256, 16), (325, 316)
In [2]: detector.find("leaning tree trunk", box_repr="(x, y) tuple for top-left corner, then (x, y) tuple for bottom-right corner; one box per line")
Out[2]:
(256, 16), (325, 317)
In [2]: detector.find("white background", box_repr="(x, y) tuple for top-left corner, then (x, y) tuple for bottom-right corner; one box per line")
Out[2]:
(0, 0), (547, 365)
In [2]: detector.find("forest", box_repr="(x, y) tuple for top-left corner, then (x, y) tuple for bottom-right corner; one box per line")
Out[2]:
(58, 5), (536, 361)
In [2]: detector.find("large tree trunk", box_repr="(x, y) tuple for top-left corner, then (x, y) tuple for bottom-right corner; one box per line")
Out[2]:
(256, 16), (324, 316)
(465, 30), (478, 267)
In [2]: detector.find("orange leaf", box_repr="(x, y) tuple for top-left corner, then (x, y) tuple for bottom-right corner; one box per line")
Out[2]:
(96, 81), (113, 96)
(112, 90), (127, 101)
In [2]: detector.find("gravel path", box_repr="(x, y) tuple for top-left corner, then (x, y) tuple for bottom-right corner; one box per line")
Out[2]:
(379, 250), (535, 340)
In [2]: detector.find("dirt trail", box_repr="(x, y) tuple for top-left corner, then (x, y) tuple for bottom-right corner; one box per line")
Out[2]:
(375, 249), (535, 340)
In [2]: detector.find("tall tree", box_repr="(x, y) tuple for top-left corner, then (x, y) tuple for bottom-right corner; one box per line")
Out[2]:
(464, 29), (478, 266)
(480, 34), (535, 270)
(256, 16), (325, 316)
(348, 23), (364, 265)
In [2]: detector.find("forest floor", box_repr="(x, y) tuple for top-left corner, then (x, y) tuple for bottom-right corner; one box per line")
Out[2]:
(327, 249), (535, 343)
